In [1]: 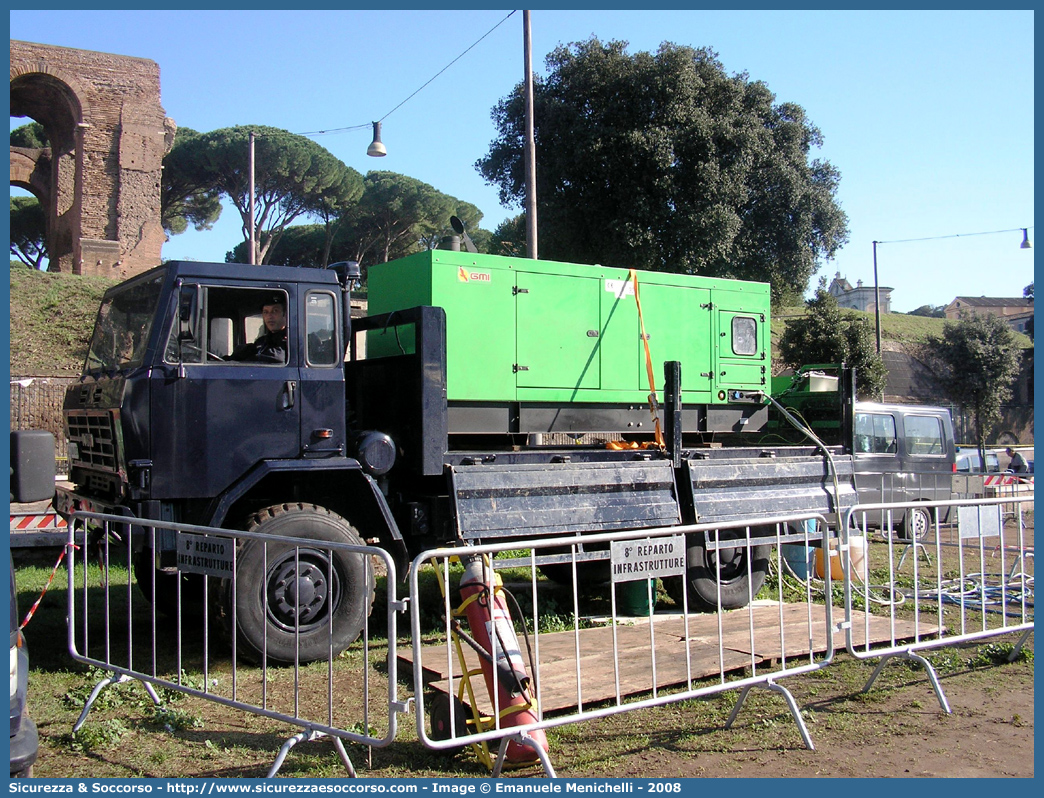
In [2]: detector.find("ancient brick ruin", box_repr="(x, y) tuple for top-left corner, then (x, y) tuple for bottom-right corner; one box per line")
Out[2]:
(10, 40), (174, 278)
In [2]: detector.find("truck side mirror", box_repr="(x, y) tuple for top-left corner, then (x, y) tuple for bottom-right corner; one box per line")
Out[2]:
(178, 285), (200, 342)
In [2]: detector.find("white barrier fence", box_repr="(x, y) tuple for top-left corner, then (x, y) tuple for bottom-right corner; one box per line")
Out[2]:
(408, 514), (836, 777)
(840, 496), (1034, 712)
(65, 512), (404, 777)
(56, 496), (1033, 778)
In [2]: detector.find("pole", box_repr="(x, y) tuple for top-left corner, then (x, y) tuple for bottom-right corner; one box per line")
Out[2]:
(248, 131), (256, 265)
(872, 240), (881, 354)
(523, 10), (538, 260)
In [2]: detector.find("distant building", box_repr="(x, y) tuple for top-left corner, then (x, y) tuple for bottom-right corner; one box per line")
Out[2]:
(827, 272), (892, 314)
(943, 296), (1033, 334)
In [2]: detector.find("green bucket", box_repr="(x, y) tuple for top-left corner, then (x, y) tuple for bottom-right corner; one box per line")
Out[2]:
(617, 579), (656, 616)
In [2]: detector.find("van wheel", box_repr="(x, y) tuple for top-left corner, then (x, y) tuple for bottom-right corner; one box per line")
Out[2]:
(665, 532), (770, 611)
(215, 504), (375, 666)
(898, 505), (932, 542)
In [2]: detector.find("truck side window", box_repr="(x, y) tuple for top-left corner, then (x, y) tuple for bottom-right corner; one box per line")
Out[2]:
(164, 286), (290, 366)
(904, 415), (944, 455)
(305, 291), (338, 366)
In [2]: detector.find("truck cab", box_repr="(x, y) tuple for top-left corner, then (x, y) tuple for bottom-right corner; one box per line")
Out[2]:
(59, 262), (354, 524)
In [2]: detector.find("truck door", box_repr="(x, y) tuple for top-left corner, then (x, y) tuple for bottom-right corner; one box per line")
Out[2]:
(151, 283), (301, 500)
(297, 288), (346, 458)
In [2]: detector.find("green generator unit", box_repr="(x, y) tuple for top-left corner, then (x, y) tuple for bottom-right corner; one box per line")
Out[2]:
(366, 250), (770, 435)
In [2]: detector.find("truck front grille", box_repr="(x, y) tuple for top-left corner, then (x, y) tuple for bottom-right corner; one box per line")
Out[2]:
(66, 411), (121, 473)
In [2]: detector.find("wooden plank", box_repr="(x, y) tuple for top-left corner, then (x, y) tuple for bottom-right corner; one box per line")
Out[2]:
(400, 602), (940, 714)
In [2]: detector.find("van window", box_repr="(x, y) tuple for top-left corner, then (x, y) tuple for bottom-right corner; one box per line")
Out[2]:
(855, 413), (897, 454)
(904, 414), (944, 456)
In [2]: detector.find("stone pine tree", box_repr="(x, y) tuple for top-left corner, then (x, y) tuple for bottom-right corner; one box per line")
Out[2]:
(478, 38), (849, 304)
(9, 196), (48, 270)
(164, 125), (363, 264)
(929, 314), (1023, 470)
(777, 281), (887, 400)
(160, 126), (223, 238)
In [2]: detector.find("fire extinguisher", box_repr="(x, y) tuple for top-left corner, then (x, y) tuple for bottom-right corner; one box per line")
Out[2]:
(458, 554), (548, 764)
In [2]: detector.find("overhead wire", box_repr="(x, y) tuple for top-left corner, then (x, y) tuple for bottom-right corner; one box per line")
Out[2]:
(298, 10), (517, 138)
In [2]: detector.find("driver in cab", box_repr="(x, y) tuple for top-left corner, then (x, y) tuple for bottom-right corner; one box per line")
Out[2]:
(230, 294), (288, 364)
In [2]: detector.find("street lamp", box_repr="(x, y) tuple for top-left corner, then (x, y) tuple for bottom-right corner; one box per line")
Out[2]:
(367, 121), (387, 157)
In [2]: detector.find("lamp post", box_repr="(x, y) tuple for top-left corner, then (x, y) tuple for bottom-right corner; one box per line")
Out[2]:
(872, 240), (881, 354)
(523, 10), (538, 259)
(872, 226), (1032, 354)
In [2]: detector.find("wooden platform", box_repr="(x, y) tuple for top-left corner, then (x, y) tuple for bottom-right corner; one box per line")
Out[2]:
(400, 601), (937, 714)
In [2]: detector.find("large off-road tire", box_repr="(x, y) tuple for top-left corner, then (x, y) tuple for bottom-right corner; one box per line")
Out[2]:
(665, 531), (771, 612)
(215, 503), (375, 666)
(133, 549), (205, 620)
(897, 504), (932, 542)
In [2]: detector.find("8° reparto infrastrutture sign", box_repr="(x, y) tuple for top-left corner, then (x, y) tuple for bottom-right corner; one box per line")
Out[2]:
(610, 535), (686, 583)
(177, 532), (234, 578)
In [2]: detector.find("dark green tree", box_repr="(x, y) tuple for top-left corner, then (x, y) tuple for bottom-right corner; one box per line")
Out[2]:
(227, 224), (328, 268)
(161, 127), (224, 237)
(340, 171), (484, 270)
(165, 125), (363, 264)
(10, 122), (48, 148)
(928, 314), (1023, 468)
(10, 196), (48, 270)
(778, 281), (887, 400)
(488, 214), (526, 257)
(478, 38), (848, 303)
(227, 175), (489, 273)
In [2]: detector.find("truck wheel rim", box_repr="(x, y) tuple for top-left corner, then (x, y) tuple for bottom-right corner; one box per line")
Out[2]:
(709, 544), (743, 579)
(265, 548), (341, 632)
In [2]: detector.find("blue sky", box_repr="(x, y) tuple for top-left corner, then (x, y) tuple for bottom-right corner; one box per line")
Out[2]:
(9, 8), (1035, 311)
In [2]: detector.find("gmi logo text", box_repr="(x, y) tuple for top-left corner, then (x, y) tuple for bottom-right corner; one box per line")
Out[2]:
(457, 267), (491, 283)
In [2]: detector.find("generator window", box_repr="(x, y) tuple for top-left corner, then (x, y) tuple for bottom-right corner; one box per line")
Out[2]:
(855, 413), (897, 454)
(904, 415), (944, 455)
(731, 316), (757, 356)
(305, 291), (338, 366)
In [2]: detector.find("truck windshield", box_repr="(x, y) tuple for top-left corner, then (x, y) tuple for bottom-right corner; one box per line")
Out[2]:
(84, 275), (165, 373)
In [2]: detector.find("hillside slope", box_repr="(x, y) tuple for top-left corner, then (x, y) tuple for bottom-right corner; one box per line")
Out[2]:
(10, 268), (115, 376)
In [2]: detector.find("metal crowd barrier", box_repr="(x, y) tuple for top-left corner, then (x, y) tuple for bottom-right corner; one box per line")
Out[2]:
(840, 496), (1034, 713)
(66, 511), (404, 777)
(409, 513), (835, 778)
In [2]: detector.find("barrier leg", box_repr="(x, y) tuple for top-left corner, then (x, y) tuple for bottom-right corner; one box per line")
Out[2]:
(725, 680), (815, 751)
(491, 732), (557, 779)
(1008, 628), (1032, 662)
(267, 730), (358, 778)
(862, 650), (951, 714)
(897, 543), (932, 571)
(73, 673), (163, 733)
